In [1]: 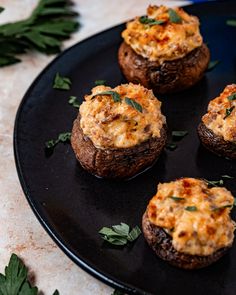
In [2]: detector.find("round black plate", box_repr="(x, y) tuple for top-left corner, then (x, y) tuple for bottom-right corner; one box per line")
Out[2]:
(14, 1), (236, 295)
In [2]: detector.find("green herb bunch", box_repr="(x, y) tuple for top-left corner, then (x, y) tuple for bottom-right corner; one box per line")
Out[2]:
(0, 0), (79, 67)
(0, 254), (59, 295)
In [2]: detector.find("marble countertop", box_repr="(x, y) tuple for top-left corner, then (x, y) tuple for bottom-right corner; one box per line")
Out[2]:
(0, 1), (189, 294)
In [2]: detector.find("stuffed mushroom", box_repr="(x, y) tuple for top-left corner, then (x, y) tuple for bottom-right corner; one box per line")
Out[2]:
(118, 5), (210, 94)
(198, 84), (236, 159)
(71, 83), (167, 179)
(142, 178), (235, 269)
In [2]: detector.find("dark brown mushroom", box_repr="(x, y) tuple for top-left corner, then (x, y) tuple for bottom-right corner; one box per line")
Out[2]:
(71, 115), (167, 179)
(118, 42), (210, 94)
(198, 121), (236, 160)
(142, 211), (231, 269)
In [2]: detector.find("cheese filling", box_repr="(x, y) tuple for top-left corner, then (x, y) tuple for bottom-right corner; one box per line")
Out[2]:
(79, 83), (166, 149)
(202, 84), (236, 143)
(147, 178), (235, 256)
(122, 5), (203, 63)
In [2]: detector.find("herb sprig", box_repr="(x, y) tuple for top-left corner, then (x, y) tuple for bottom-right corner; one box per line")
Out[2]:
(212, 204), (232, 211)
(53, 73), (72, 90)
(166, 130), (188, 151)
(172, 130), (188, 140)
(45, 132), (71, 149)
(99, 223), (141, 246)
(228, 93), (236, 101)
(125, 97), (143, 113)
(68, 96), (80, 108)
(207, 60), (220, 72)
(92, 91), (121, 103)
(139, 9), (182, 26)
(168, 9), (182, 24)
(139, 16), (165, 26)
(204, 179), (224, 187)
(95, 79), (107, 86)
(226, 19), (236, 27)
(185, 206), (197, 212)
(92, 91), (143, 112)
(169, 196), (185, 201)
(0, 254), (59, 295)
(224, 106), (235, 119)
(0, 0), (79, 67)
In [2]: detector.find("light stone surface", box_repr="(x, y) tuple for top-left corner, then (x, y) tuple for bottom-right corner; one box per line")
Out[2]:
(0, 1), (189, 294)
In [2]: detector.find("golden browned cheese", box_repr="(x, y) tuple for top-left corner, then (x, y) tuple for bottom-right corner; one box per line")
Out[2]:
(202, 84), (236, 142)
(79, 83), (166, 149)
(122, 5), (203, 63)
(147, 178), (235, 256)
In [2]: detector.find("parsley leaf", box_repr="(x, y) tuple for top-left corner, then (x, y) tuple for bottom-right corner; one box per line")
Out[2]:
(224, 106), (235, 119)
(0, 254), (59, 295)
(139, 16), (165, 26)
(68, 96), (80, 108)
(212, 205), (232, 211)
(0, 7), (4, 13)
(125, 97), (143, 113)
(93, 91), (121, 103)
(228, 93), (236, 101)
(0, 0), (79, 67)
(185, 206), (197, 212)
(226, 19), (236, 27)
(94, 79), (107, 86)
(168, 9), (182, 24)
(207, 60), (220, 72)
(204, 179), (224, 187)
(99, 223), (141, 246)
(169, 196), (185, 201)
(53, 73), (71, 90)
(222, 175), (234, 179)
(165, 142), (177, 151)
(172, 130), (188, 140)
(45, 132), (71, 149)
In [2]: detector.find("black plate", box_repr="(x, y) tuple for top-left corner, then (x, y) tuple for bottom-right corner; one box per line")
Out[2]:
(14, 1), (236, 295)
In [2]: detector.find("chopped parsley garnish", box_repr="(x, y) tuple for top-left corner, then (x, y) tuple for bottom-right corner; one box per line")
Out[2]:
(166, 142), (177, 151)
(207, 60), (220, 72)
(226, 19), (236, 27)
(95, 79), (107, 86)
(224, 106), (235, 119)
(168, 9), (182, 24)
(228, 93), (236, 101)
(185, 206), (197, 212)
(172, 130), (188, 140)
(0, 253), (59, 295)
(68, 96), (80, 108)
(53, 73), (72, 90)
(45, 132), (71, 149)
(0, 7), (4, 13)
(139, 16), (165, 26)
(204, 179), (224, 187)
(212, 205), (232, 211)
(170, 196), (185, 201)
(125, 97), (143, 113)
(222, 175), (234, 179)
(99, 222), (141, 246)
(92, 90), (121, 103)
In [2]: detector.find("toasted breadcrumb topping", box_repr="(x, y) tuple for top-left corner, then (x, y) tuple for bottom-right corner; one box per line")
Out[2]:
(79, 83), (166, 149)
(147, 178), (235, 256)
(202, 84), (236, 143)
(122, 5), (203, 63)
